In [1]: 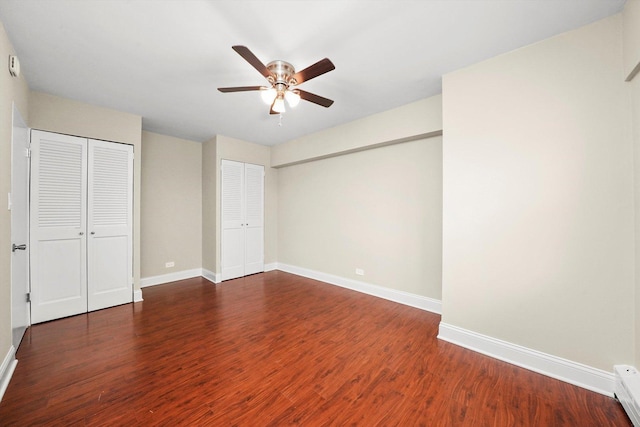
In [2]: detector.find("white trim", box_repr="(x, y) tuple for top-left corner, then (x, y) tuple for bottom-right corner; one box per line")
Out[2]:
(133, 289), (143, 302)
(614, 365), (640, 425)
(140, 268), (203, 288)
(264, 262), (277, 272)
(0, 346), (17, 402)
(438, 322), (615, 397)
(276, 263), (441, 314)
(202, 269), (219, 284)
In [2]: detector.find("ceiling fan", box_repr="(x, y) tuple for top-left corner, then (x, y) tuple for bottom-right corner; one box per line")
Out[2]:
(218, 45), (335, 115)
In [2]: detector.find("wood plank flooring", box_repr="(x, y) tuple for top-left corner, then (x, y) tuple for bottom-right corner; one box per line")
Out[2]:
(0, 271), (631, 426)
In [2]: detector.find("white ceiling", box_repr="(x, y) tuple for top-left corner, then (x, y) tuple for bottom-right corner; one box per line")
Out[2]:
(0, 0), (626, 146)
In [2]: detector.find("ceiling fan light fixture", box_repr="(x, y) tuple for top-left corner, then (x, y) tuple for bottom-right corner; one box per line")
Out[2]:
(218, 46), (335, 115)
(285, 89), (300, 108)
(272, 94), (286, 113)
(260, 87), (277, 105)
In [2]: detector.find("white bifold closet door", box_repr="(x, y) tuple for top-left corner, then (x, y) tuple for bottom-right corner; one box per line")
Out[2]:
(221, 160), (264, 281)
(30, 132), (88, 323)
(87, 139), (134, 311)
(30, 130), (133, 324)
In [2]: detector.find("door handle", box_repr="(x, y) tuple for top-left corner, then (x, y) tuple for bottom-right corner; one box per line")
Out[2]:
(12, 243), (26, 252)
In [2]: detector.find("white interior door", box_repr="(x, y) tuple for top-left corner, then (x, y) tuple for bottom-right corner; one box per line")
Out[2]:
(30, 130), (88, 324)
(10, 104), (30, 348)
(244, 163), (264, 276)
(87, 139), (133, 311)
(221, 160), (245, 281)
(221, 160), (264, 281)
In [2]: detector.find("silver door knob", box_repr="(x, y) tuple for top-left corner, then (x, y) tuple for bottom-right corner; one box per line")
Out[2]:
(79, 232), (84, 236)
(11, 243), (26, 252)
(90, 232), (95, 235)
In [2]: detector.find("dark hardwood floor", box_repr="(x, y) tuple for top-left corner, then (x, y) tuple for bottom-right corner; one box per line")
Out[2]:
(0, 271), (631, 426)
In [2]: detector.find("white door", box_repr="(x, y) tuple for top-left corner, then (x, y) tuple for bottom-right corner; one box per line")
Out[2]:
(243, 163), (264, 276)
(221, 160), (245, 281)
(30, 131), (88, 324)
(10, 104), (29, 348)
(221, 160), (264, 281)
(87, 139), (133, 311)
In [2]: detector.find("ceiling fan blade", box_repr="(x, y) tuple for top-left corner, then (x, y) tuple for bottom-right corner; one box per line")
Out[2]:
(218, 86), (263, 93)
(232, 45), (271, 78)
(298, 90), (334, 108)
(292, 58), (335, 85)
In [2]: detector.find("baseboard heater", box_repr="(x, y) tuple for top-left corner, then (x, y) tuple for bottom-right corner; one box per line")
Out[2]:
(615, 365), (640, 426)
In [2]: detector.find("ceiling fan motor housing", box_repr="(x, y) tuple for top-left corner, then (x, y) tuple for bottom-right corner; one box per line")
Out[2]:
(267, 60), (296, 88)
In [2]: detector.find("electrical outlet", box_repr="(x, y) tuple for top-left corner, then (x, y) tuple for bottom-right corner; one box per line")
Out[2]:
(355, 268), (364, 276)
(165, 261), (175, 268)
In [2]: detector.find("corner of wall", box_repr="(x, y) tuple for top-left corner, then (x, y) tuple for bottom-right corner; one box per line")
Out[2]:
(623, 0), (640, 81)
(624, 0), (640, 371)
(201, 136), (217, 273)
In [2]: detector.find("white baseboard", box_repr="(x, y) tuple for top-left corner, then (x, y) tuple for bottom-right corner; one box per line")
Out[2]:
(276, 263), (442, 315)
(614, 365), (640, 425)
(438, 322), (615, 397)
(0, 345), (17, 402)
(141, 268), (203, 288)
(264, 262), (277, 272)
(133, 289), (143, 302)
(202, 269), (219, 284)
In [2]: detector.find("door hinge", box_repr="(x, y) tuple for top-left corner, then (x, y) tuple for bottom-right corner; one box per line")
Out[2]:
(24, 148), (30, 158)
(26, 292), (31, 303)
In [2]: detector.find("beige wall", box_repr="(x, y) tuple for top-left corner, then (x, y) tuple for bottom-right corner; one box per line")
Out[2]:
(624, 0), (640, 80)
(0, 21), (30, 362)
(29, 92), (141, 145)
(141, 131), (202, 278)
(442, 14), (634, 370)
(626, 0), (640, 369)
(29, 92), (143, 291)
(215, 135), (277, 275)
(272, 95), (442, 167)
(278, 136), (442, 299)
(632, 70), (640, 370)
(202, 136), (217, 275)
